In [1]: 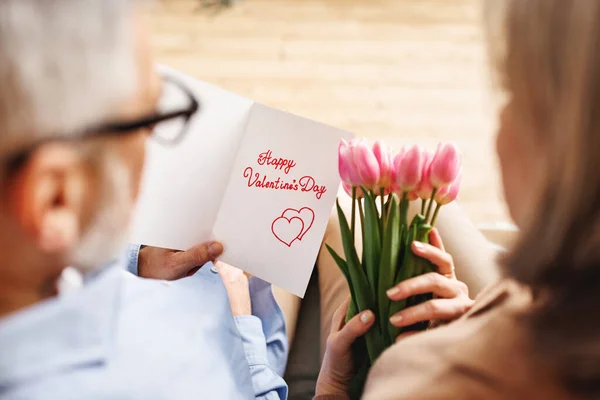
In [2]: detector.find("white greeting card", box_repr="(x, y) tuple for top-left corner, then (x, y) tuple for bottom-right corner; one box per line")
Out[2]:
(129, 67), (353, 297)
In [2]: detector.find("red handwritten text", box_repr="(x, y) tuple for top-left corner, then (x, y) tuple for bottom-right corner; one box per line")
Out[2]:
(257, 150), (297, 175)
(244, 167), (327, 200)
(299, 176), (327, 200)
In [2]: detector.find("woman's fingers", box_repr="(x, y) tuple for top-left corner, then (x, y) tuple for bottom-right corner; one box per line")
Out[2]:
(428, 228), (445, 252)
(216, 262), (252, 316)
(411, 241), (455, 277)
(389, 297), (474, 328)
(318, 308), (375, 397)
(387, 273), (468, 301)
(384, 228), (473, 333)
(331, 310), (375, 352)
(330, 296), (352, 334)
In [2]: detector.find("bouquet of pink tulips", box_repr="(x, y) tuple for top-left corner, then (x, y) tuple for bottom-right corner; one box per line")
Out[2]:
(328, 139), (461, 398)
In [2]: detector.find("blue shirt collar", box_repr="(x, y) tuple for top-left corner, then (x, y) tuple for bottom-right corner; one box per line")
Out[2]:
(0, 266), (123, 388)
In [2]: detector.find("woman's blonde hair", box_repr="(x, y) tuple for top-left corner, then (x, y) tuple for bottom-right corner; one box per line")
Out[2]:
(485, 0), (600, 395)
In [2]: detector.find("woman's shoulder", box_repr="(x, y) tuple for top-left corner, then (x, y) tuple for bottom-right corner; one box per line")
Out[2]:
(363, 279), (571, 400)
(462, 277), (531, 318)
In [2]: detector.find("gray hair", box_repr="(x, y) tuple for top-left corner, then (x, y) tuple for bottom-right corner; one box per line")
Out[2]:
(0, 0), (137, 151)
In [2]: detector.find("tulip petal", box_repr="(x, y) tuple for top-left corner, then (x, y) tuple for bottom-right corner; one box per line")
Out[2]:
(434, 169), (462, 205)
(430, 143), (461, 188)
(353, 139), (381, 188)
(373, 140), (395, 190)
(395, 145), (423, 192)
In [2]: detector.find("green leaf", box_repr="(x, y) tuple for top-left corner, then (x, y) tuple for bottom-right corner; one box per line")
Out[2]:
(377, 194), (401, 345)
(412, 223), (434, 278)
(346, 297), (359, 322)
(409, 213), (426, 231)
(326, 244), (349, 278)
(395, 201), (411, 279)
(362, 190), (382, 296)
(326, 244), (359, 321)
(335, 200), (384, 362)
(347, 358), (370, 400)
(403, 223), (434, 334)
(394, 223), (406, 280)
(388, 219), (434, 340)
(388, 219), (419, 340)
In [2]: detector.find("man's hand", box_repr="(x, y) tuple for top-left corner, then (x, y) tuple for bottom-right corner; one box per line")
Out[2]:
(137, 242), (224, 280)
(216, 262), (252, 316)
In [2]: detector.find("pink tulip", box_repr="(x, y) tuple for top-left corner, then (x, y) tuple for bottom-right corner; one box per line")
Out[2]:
(414, 150), (434, 200)
(343, 182), (364, 199)
(352, 139), (380, 189)
(406, 191), (419, 201)
(395, 145), (423, 192)
(435, 170), (462, 205)
(429, 143), (461, 188)
(338, 139), (361, 186)
(372, 140), (394, 190)
(390, 147), (405, 196)
(395, 146), (406, 161)
(390, 183), (419, 201)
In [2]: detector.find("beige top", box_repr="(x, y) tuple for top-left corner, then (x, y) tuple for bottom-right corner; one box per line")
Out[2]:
(362, 279), (574, 400)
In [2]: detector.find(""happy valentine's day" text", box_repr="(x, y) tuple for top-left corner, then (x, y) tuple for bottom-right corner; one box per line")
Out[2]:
(242, 150), (327, 200)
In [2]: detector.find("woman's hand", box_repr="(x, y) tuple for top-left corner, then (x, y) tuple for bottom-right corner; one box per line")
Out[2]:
(137, 242), (224, 280)
(216, 262), (252, 316)
(387, 228), (474, 340)
(316, 297), (375, 397)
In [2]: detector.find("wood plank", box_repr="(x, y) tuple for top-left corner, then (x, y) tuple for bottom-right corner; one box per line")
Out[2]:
(144, 0), (509, 225)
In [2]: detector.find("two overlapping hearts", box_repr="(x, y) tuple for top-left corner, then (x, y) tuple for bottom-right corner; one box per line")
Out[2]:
(271, 207), (315, 247)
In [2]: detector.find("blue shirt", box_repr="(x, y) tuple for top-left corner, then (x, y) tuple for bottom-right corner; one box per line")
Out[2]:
(0, 245), (288, 399)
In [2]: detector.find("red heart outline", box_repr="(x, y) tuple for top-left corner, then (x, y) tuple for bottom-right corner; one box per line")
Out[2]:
(272, 206), (316, 247)
(271, 216), (305, 247)
(282, 207), (315, 240)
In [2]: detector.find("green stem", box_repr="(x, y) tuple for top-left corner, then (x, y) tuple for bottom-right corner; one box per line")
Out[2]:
(357, 198), (366, 268)
(351, 187), (357, 240)
(430, 203), (442, 226)
(386, 196), (394, 220)
(420, 198), (426, 215)
(358, 199), (365, 241)
(380, 189), (385, 240)
(425, 188), (438, 222)
(399, 192), (408, 228)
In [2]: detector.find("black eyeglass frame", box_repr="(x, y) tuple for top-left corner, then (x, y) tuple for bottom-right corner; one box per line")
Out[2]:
(5, 75), (199, 171)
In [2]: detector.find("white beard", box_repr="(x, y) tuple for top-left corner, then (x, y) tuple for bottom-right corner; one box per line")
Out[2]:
(68, 152), (133, 272)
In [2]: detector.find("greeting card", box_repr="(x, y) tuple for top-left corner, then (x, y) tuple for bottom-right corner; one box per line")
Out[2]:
(129, 66), (353, 297)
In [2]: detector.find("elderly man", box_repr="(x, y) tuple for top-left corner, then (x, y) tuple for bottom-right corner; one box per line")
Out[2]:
(0, 1), (286, 398)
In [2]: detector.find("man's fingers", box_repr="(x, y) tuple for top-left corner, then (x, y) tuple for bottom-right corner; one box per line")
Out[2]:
(386, 273), (466, 301)
(333, 310), (375, 351)
(389, 298), (473, 328)
(411, 241), (455, 277)
(170, 241), (224, 272)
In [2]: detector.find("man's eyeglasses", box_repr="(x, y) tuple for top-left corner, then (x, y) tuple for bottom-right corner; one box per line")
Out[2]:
(6, 75), (200, 171)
